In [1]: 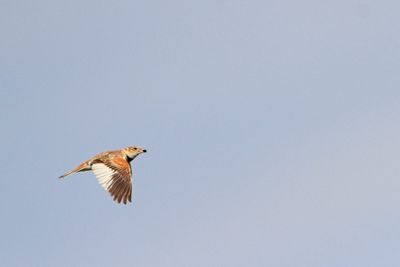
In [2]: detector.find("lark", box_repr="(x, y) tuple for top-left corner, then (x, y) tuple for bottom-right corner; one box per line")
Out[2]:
(59, 146), (147, 204)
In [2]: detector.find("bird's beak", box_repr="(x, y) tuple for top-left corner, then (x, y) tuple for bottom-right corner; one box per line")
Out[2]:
(142, 149), (147, 153)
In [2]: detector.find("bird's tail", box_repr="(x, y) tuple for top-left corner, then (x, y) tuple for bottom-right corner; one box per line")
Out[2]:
(59, 162), (91, 179)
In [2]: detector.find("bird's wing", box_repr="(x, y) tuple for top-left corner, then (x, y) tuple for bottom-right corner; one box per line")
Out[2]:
(91, 157), (132, 204)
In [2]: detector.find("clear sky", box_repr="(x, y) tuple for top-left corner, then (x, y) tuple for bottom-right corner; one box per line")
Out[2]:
(1, 0), (400, 266)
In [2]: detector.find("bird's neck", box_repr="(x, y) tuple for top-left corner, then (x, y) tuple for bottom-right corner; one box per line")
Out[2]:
(126, 155), (136, 162)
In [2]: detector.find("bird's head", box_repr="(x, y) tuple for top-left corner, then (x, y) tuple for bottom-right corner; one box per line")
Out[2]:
(123, 146), (147, 161)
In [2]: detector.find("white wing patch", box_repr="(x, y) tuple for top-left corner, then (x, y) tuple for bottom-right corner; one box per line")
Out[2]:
(92, 163), (116, 190)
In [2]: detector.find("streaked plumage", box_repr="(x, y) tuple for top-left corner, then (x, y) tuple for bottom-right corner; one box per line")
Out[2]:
(59, 146), (146, 204)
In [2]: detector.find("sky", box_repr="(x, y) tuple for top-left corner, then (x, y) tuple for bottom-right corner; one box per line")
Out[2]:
(1, 0), (400, 266)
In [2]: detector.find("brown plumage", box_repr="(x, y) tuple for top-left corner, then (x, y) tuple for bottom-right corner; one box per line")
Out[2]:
(59, 146), (147, 204)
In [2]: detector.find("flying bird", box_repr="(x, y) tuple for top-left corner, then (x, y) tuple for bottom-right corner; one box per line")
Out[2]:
(59, 146), (147, 204)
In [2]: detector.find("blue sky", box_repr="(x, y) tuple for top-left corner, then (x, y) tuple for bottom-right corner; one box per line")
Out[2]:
(1, 0), (400, 266)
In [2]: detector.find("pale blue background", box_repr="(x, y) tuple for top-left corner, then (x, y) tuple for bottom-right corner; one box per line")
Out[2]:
(1, 0), (400, 266)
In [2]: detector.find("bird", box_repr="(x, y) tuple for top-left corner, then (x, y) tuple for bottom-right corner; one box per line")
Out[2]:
(59, 146), (147, 204)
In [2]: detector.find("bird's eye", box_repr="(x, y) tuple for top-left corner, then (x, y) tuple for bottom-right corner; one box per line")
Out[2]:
(133, 147), (137, 150)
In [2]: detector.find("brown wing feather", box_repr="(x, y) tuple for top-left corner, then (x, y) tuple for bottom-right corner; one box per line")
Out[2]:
(92, 156), (133, 204)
